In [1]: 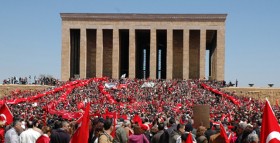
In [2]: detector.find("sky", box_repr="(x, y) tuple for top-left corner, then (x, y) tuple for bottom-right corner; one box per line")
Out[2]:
(0, 0), (279, 87)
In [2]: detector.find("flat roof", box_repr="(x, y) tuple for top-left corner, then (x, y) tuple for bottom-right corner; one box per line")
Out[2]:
(60, 13), (227, 22)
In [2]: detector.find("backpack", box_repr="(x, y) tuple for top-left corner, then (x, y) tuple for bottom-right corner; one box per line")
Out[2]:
(98, 132), (114, 143)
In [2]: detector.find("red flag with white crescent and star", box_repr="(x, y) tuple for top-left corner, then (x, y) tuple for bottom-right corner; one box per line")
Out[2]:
(0, 104), (13, 125)
(260, 99), (280, 143)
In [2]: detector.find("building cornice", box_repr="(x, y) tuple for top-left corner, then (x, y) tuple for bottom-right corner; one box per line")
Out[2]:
(60, 13), (227, 22)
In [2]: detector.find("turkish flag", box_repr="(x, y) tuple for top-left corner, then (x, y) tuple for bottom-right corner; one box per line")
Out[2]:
(111, 112), (117, 138)
(220, 124), (230, 143)
(0, 104), (13, 125)
(132, 114), (142, 125)
(260, 100), (280, 143)
(186, 132), (193, 143)
(77, 101), (84, 110)
(70, 103), (90, 143)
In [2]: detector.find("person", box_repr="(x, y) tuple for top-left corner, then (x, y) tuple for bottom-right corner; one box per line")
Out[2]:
(50, 121), (70, 143)
(0, 118), (5, 143)
(158, 117), (176, 143)
(235, 121), (247, 143)
(114, 121), (128, 143)
(142, 123), (152, 142)
(99, 118), (114, 143)
(246, 132), (259, 143)
(180, 133), (188, 143)
(151, 123), (164, 143)
(204, 122), (216, 141)
(32, 119), (43, 135)
(92, 123), (104, 143)
(195, 126), (207, 143)
(166, 117), (177, 135)
(19, 120), (41, 143)
(123, 120), (133, 137)
(209, 124), (227, 143)
(128, 125), (149, 143)
(89, 118), (99, 143)
(169, 124), (185, 143)
(4, 120), (23, 143)
(36, 126), (51, 143)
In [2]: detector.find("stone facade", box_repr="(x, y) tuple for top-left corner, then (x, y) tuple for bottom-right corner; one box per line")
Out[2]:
(61, 13), (227, 81)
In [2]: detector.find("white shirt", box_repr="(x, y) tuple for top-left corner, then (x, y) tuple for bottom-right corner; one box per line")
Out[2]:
(5, 128), (20, 143)
(19, 128), (41, 143)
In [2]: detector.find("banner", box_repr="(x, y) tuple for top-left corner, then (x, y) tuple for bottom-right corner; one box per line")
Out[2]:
(201, 83), (240, 106)
(141, 82), (155, 88)
(193, 105), (210, 128)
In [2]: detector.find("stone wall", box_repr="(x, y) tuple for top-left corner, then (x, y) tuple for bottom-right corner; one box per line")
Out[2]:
(222, 87), (280, 105)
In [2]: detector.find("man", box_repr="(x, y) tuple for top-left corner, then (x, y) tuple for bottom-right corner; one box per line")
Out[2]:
(209, 124), (228, 143)
(19, 120), (41, 143)
(166, 117), (177, 135)
(123, 120), (133, 137)
(50, 121), (70, 143)
(235, 121), (247, 143)
(5, 120), (23, 143)
(151, 123), (164, 143)
(169, 124), (185, 143)
(158, 117), (176, 143)
(114, 121), (128, 143)
(204, 122), (216, 141)
(99, 118), (114, 143)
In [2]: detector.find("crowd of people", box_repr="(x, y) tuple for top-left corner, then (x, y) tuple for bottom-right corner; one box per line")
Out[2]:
(2, 76), (59, 86)
(0, 77), (279, 143)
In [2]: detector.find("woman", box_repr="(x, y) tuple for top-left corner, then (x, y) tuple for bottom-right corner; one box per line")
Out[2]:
(36, 126), (51, 143)
(128, 125), (149, 143)
(195, 126), (208, 143)
(92, 123), (104, 143)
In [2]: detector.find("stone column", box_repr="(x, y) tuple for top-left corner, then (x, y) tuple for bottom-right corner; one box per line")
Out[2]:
(212, 48), (217, 80)
(112, 29), (120, 79)
(216, 28), (225, 81)
(96, 29), (103, 77)
(79, 28), (87, 79)
(166, 29), (173, 79)
(199, 29), (206, 79)
(61, 24), (70, 81)
(129, 29), (136, 79)
(150, 29), (157, 79)
(183, 29), (189, 79)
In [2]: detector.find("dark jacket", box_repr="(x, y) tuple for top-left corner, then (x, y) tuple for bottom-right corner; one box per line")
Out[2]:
(50, 128), (70, 143)
(204, 129), (216, 141)
(169, 130), (181, 143)
(151, 130), (164, 143)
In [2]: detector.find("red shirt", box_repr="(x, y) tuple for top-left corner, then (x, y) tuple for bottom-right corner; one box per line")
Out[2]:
(36, 134), (50, 143)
